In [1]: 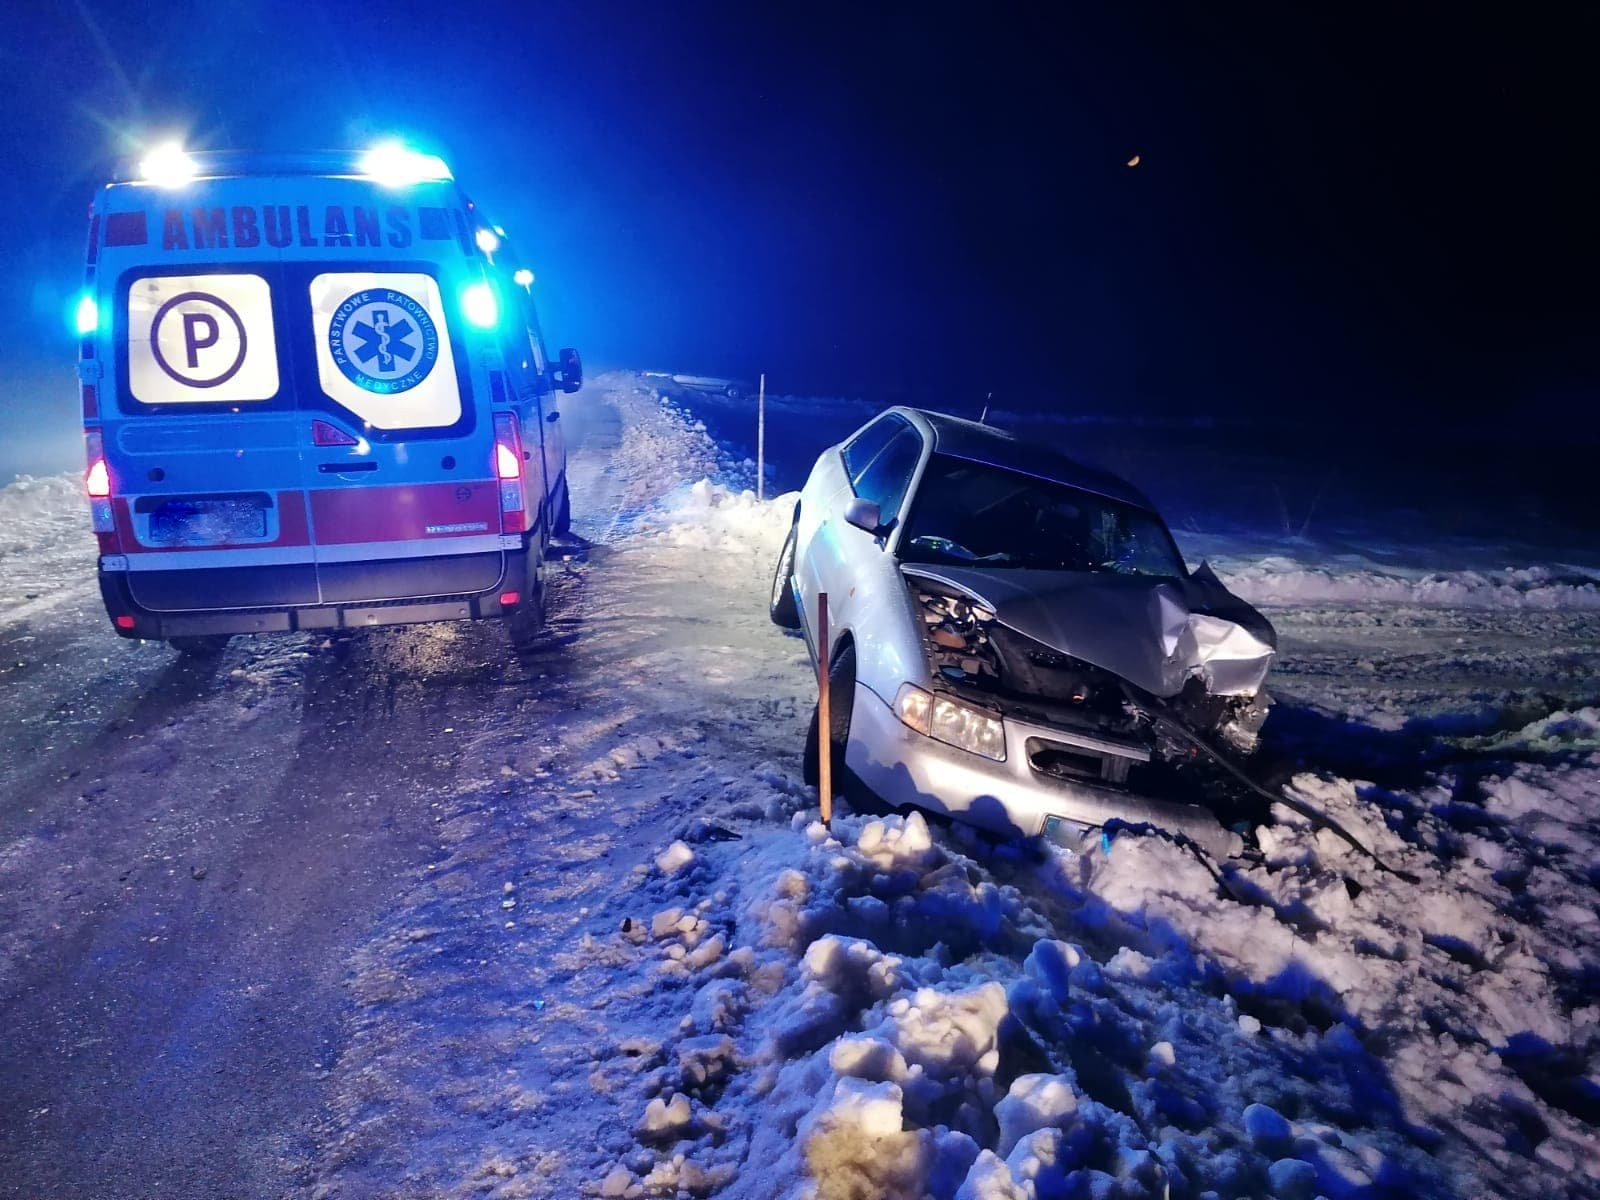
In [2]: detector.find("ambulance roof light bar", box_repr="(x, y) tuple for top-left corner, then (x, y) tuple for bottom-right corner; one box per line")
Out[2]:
(358, 142), (454, 188)
(138, 142), (199, 187)
(113, 147), (456, 186)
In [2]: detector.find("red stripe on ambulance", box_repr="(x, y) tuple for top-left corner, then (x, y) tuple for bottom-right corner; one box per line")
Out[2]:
(310, 481), (500, 545)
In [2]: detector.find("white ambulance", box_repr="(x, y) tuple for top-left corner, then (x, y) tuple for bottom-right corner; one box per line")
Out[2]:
(78, 143), (580, 654)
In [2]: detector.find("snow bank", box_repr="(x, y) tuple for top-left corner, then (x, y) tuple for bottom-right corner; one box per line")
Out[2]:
(602, 713), (1599, 1199)
(648, 478), (798, 558)
(0, 472), (95, 620)
(1218, 557), (1600, 610)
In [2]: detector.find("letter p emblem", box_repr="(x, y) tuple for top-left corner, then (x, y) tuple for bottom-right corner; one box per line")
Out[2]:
(182, 312), (220, 368)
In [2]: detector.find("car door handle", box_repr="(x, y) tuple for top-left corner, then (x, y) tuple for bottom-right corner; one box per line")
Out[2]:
(318, 461), (377, 473)
(546, 411), (560, 422)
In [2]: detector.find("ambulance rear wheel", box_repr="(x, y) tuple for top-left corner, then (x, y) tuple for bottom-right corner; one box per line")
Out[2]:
(552, 478), (572, 538)
(506, 567), (547, 655)
(169, 635), (231, 658)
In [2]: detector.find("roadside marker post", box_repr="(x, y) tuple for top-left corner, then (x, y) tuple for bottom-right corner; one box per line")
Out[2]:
(816, 591), (832, 825)
(757, 373), (766, 502)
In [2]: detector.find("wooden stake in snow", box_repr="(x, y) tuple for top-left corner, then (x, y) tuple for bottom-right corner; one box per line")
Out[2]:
(757, 372), (766, 502)
(816, 590), (832, 825)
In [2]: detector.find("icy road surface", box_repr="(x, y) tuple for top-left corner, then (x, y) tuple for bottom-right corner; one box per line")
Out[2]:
(1, 372), (1598, 1198)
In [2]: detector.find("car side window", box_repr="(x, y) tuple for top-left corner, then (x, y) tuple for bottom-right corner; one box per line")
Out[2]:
(841, 417), (900, 481)
(852, 427), (923, 521)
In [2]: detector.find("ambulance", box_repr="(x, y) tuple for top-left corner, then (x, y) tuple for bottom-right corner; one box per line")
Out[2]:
(77, 143), (580, 654)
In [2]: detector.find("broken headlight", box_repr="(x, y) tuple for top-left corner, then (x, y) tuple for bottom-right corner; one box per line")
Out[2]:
(894, 683), (1006, 761)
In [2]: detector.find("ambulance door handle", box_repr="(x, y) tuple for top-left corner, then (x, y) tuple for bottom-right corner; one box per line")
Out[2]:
(318, 461), (378, 473)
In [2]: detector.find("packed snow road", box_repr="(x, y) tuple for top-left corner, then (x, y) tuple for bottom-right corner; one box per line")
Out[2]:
(1, 372), (1598, 1199)
(0, 373), (800, 1197)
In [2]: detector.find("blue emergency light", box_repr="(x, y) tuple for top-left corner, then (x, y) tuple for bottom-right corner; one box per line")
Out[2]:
(358, 142), (453, 188)
(74, 294), (99, 336)
(137, 141), (198, 187)
(460, 281), (499, 329)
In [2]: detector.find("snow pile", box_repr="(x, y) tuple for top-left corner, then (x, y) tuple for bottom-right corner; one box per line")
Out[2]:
(1218, 557), (1600, 610)
(1465, 706), (1600, 756)
(649, 479), (797, 558)
(0, 471), (95, 621)
(595, 720), (1599, 1200)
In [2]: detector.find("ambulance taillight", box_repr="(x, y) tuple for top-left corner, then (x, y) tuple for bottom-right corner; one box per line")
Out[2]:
(493, 413), (525, 533)
(84, 429), (114, 533)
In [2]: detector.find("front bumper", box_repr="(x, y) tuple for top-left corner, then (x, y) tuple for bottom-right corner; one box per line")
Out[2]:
(844, 682), (1239, 861)
(97, 548), (530, 640)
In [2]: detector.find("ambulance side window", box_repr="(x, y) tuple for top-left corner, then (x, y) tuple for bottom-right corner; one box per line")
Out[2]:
(497, 294), (543, 402)
(516, 290), (549, 391)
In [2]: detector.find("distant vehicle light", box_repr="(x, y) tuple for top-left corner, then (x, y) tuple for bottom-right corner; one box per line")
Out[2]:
(513, 269), (535, 287)
(475, 228), (501, 254)
(138, 141), (198, 187)
(75, 294), (99, 335)
(461, 281), (499, 328)
(358, 142), (453, 187)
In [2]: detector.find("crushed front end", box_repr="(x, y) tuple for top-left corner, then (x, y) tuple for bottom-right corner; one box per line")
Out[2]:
(865, 568), (1279, 858)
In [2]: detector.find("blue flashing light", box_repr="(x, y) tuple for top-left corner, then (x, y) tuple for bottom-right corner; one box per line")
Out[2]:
(475, 227), (501, 254)
(513, 268), (535, 287)
(358, 142), (453, 188)
(138, 141), (197, 187)
(461, 281), (499, 329)
(74, 294), (99, 336)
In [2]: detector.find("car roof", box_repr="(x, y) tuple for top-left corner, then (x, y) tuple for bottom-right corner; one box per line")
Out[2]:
(888, 407), (1158, 511)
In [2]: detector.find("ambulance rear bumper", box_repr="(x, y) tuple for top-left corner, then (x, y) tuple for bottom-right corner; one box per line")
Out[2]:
(97, 547), (532, 639)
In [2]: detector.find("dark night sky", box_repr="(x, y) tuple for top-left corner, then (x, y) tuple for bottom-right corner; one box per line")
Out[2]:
(2, 1), (1596, 469)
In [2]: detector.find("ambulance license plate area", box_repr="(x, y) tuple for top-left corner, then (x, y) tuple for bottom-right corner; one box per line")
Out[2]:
(146, 495), (270, 547)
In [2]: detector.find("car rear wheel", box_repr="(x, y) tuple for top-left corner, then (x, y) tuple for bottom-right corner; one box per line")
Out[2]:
(168, 635), (230, 658)
(768, 522), (801, 629)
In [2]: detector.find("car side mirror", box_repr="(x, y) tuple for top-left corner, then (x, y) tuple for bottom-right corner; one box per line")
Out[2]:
(844, 496), (884, 535)
(556, 347), (583, 394)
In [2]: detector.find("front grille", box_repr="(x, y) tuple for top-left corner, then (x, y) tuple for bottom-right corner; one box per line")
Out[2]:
(1025, 732), (1148, 786)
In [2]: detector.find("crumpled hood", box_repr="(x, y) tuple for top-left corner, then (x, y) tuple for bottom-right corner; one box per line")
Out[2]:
(901, 561), (1277, 698)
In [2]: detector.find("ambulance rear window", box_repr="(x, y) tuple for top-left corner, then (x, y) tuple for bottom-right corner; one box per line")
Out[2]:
(125, 272), (281, 405)
(114, 264), (471, 435)
(309, 272), (461, 431)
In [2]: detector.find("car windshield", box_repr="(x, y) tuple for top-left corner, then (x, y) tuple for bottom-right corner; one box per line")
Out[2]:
(899, 454), (1186, 578)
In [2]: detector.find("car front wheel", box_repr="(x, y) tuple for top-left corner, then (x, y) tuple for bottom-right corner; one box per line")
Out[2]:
(804, 642), (855, 791)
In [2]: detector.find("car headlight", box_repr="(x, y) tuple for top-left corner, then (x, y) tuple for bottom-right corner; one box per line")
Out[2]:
(893, 683), (1006, 762)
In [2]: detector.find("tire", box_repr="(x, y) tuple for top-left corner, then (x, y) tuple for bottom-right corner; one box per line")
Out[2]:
(552, 477), (572, 538)
(803, 643), (856, 790)
(506, 561), (547, 654)
(768, 522), (801, 629)
(168, 634), (230, 658)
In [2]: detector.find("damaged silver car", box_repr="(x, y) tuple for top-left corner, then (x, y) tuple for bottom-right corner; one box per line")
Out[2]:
(769, 407), (1277, 860)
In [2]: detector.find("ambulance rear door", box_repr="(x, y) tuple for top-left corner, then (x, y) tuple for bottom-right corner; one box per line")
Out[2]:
(283, 178), (506, 603)
(103, 175), (317, 612)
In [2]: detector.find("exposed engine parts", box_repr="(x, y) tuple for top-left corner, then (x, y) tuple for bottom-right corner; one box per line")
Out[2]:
(910, 582), (1273, 806)
(915, 590), (999, 682)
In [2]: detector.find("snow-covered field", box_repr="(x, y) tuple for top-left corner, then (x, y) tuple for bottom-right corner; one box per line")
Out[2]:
(1, 372), (1597, 1198)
